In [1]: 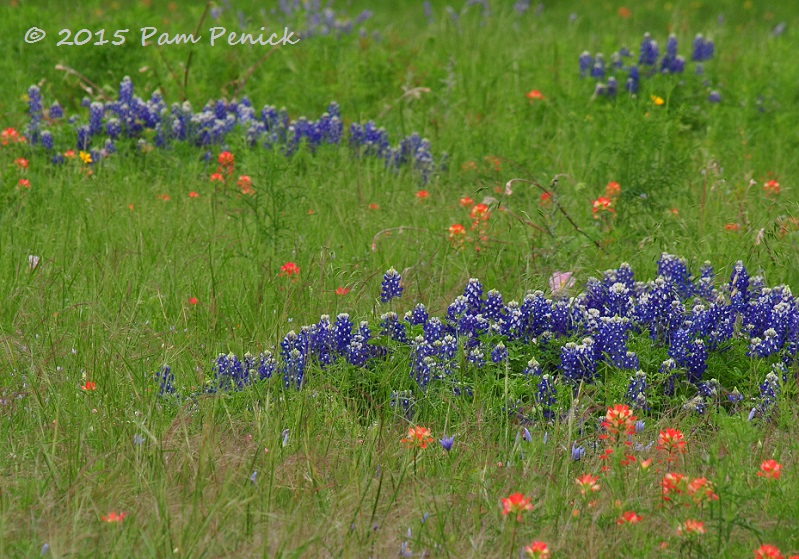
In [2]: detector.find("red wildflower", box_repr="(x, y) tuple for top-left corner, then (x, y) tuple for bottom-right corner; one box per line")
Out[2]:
(401, 426), (434, 449)
(459, 196), (474, 207)
(599, 404), (637, 442)
(500, 492), (533, 522)
(1, 128), (26, 145)
(657, 428), (687, 456)
(618, 6), (631, 18)
(484, 155), (501, 172)
(18, 178), (30, 189)
(592, 196), (615, 217)
(415, 190), (429, 200)
(101, 511), (126, 523)
(470, 203), (490, 221)
(81, 381), (97, 391)
(238, 175), (254, 195)
(368, 203), (380, 210)
(661, 472), (687, 501)
(526, 90), (545, 101)
(539, 191), (553, 207)
(157, 194), (170, 201)
(724, 223), (740, 231)
(335, 286), (350, 296)
(754, 544), (783, 559)
(763, 179), (780, 196)
(686, 477), (719, 504)
(461, 161), (477, 172)
(575, 473), (600, 496)
(188, 191), (199, 198)
(218, 151), (234, 168)
(605, 181), (621, 197)
(617, 511), (642, 525)
(210, 172), (224, 182)
(14, 158), (28, 170)
(677, 519), (705, 536)
(523, 541), (550, 558)
(188, 297), (198, 305)
(448, 223), (466, 239)
(757, 459), (782, 480)
(279, 262), (300, 277)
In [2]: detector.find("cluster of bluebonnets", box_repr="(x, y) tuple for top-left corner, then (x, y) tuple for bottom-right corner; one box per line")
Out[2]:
(25, 78), (442, 183)
(157, 255), (796, 426)
(580, 32), (721, 103)
(210, 0), (374, 40)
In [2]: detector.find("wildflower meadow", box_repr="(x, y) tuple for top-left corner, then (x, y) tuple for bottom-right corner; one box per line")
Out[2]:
(3, 0), (799, 557)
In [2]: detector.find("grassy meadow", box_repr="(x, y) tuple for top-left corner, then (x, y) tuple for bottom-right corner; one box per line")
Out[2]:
(1, 0), (799, 557)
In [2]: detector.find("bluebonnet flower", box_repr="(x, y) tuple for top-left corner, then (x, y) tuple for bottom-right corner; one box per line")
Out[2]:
(523, 357), (542, 377)
(155, 365), (176, 396)
(749, 372), (781, 420)
(89, 102), (105, 135)
(748, 328), (782, 358)
(258, 351), (277, 380)
(727, 387), (743, 404)
(698, 378), (721, 404)
(381, 267), (403, 303)
(49, 102), (63, 119)
(607, 76), (618, 97)
(282, 347), (306, 390)
(590, 53), (606, 79)
(536, 374), (557, 420)
(423, 317), (443, 343)
(708, 90), (721, 103)
(579, 51), (592, 77)
(333, 313), (353, 354)
(691, 34), (715, 62)
(346, 334), (370, 366)
(423, 1), (434, 23)
(467, 347), (485, 368)
(390, 389), (415, 419)
(638, 33), (660, 66)
(408, 303), (428, 325)
(463, 278), (483, 314)
(729, 260), (750, 310)
(683, 395), (706, 414)
(560, 339), (597, 384)
(27, 85), (43, 140)
(514, 0), (530, 14)
(625, 370), (648, 410)
(491, 342), (508, 363)
(40, 131), (53, 150)
(380, 312), (408, 343)
(119, 76), (134, 105)
(626, 65), (640, 93)
(483, 289), (504, 320)
(76, 125), (91, 150)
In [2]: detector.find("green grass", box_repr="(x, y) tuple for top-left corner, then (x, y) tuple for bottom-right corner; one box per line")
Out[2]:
(1, 0), (799, 557)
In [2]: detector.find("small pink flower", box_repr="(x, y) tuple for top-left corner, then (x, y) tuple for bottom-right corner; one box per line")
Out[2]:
(548, 271), (575, 295)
